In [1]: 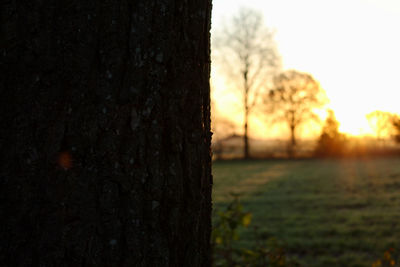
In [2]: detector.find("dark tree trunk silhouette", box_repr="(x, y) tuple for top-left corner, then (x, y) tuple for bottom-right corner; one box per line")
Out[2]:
(1, 1), (212, 266)
(244, 78), (250, 159)
(290, 125), (296, 147)
(288, 125), (296, 158)
(244, 119), (249, 159)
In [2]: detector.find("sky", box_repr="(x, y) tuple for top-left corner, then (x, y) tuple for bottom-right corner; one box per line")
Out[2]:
(211, 0), (400, 138)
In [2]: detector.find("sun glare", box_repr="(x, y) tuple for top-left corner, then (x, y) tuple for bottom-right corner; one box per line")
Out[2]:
(327, 93), (376, 136)
(336, 112), (373, 136)
(211, 0), (400, 140)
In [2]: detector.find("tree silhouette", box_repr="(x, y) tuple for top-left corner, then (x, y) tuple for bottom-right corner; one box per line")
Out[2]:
(392, 115), (400, 143)
(213, 8), (280, 159)
(314, 110), (347, 157)
(266, 70), (327, 157)
(1, 1), (212, 266)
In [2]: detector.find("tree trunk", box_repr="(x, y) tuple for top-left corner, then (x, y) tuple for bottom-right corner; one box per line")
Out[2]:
(244, 115), (249, 159)
(1, 1), (212, 266)
(290, 126), (296, 147)
(288, 125), (296, 158)
(243, 74), (250, 159)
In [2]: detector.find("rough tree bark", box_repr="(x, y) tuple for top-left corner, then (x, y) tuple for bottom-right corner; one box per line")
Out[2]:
(1, 1), (212, 266)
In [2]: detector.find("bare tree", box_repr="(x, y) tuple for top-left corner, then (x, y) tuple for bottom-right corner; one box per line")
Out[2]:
(266, 70), (327, 157)
(366, 110), (395, 146)
(213, 8), (280, 159)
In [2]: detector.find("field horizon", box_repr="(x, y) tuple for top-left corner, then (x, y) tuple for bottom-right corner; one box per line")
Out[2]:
(212, 134), (400, 160)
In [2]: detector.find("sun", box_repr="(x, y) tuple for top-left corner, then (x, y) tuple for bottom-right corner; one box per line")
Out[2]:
(328, 102), (374, 137)
(337, 115), (372, 136)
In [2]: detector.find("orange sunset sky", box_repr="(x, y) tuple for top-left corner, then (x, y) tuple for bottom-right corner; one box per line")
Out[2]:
(211, 0), (400, 139)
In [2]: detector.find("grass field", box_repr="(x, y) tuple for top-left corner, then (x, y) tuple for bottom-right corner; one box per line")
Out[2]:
(212, 157), (400, 267)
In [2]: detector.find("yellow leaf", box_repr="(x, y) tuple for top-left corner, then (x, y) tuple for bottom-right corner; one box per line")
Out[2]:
(242, 213), (252, 227)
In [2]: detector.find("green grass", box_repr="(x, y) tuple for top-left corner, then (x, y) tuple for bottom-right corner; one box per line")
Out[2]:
(212, 157), (400, 267)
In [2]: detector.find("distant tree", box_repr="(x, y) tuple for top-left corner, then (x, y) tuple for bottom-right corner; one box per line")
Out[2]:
(366, 110), (394, 145)
(314, 110), (347, 157)
(213, 8), (281, 159)
(392, 115), (400, 143)
(266, 70), (327, 157)
(1, 1), (212, 266)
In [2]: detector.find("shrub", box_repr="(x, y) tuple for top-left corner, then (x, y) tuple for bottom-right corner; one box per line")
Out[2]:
(212, 195), (299, 267)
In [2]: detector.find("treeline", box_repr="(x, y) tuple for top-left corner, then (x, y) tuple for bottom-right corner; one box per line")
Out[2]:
(315, 110), (400, 157)
(211, 8), (400, 159)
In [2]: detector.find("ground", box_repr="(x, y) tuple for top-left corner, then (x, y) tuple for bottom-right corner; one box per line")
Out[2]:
(212, 157), (400, 267)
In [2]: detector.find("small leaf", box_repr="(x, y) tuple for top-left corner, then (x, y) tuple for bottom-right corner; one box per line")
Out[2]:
(215, 236), (223, 245)
(242, 213), (252, 227)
